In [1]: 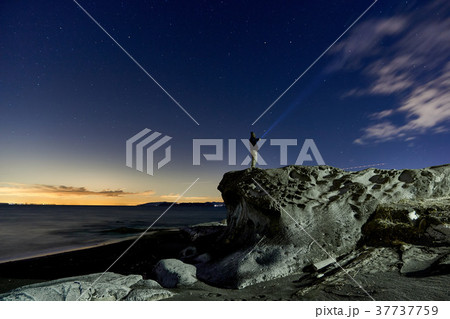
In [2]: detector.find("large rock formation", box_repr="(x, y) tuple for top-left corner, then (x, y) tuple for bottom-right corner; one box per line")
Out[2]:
(197, 164), (450, 288)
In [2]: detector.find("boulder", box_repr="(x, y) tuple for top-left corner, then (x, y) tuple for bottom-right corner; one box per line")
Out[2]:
(0, 273), (141, 301)
(0, 273), (175, 301)
(154, 259), (197, 288)
(124, 288), (174, 301)
(198, 164), (450, 288)
(179, 246), (197, 259)
(400, 245), (449, 274)
(194, 253), (212, 264)
(131, 279), (162, 289)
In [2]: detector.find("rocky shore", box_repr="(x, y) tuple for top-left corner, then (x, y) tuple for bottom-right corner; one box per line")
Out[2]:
(1, 164), (449, 301)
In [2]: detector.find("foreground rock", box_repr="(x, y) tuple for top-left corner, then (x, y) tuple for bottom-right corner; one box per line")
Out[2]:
(294, 245), (450, 301)
(197, 164), (450, 288)
(361, 199), (450, 247)
(0, 273), (174, 301)
(154, 259), (198, 288)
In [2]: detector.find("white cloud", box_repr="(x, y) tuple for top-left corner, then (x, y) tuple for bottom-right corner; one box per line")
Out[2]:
(370, 109), (394, 119)
(331, 0), (450, 144)
(433, 126), (449, 134)
(400, 68), (450, 130)
(354, 121), (403, 145)
(365, 55), (417, 94)
(0, 182), (154, 198)
(356, 62), (450, 144)
(330, 17), (408, 70)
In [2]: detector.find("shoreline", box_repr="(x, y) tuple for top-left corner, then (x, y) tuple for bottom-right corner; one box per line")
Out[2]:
(0, 227), (193, 294)
(0, 228), (180, 265)
(0, 223), (229, 296)
(0, 223), (319, 301)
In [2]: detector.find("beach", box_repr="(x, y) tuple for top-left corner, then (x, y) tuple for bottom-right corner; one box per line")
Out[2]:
(0, 205), (226, 263)
(0, 224), (305, 300)
(1, 224), (449, 301)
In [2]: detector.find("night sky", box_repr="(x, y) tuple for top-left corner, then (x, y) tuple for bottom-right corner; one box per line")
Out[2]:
(1, 0), (449, 205)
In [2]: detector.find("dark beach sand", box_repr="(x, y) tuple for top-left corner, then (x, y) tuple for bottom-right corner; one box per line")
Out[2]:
(1, 226), (448, 301)
(0, 225), (303, 300)
(0, 228), (188, 294)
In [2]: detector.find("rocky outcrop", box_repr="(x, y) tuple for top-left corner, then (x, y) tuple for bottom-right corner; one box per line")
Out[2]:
(294, 245), (449, 300)
(0, 273), (174, 301)
(360, 199), (450, 247)
(154, 259), (198, 288)
(198, 164), (450, 288)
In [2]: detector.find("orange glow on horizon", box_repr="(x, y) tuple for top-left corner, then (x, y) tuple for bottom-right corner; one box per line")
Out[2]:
(0, 182), (223, 206)
(0, 195), (223, 206)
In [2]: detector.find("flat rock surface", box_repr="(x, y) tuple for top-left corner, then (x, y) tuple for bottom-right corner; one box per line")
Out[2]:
(125, 288), (174, 301)
(0, 272), (173, 301)
(401, 246), (449, 274)
(168, 247), (450, 301)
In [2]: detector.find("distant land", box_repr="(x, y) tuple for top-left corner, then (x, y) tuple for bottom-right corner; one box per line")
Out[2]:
(0, 202), (225, 207)
(137, 202), (225, 207)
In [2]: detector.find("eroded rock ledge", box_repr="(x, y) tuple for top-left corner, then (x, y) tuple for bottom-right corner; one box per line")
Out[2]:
(197, 164), (450, 288)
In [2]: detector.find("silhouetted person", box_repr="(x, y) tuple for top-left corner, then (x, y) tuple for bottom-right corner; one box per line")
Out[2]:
(249, 132), (260, 168)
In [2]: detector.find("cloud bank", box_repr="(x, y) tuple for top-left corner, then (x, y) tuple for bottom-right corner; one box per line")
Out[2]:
(0, 182), (154, 198)
(331, 0), (450, 144)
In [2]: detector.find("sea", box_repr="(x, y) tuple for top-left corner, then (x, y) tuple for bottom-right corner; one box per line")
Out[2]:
(0, 205), (227, 263)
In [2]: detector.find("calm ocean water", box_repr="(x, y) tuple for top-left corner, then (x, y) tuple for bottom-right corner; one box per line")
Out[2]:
(0, 205), (226, 263)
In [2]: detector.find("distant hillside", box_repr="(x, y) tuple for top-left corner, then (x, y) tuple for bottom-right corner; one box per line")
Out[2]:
(137, 201), (224, 207)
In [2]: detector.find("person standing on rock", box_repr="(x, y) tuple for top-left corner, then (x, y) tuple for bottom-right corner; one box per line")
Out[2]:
(249, 132), (260, 169)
